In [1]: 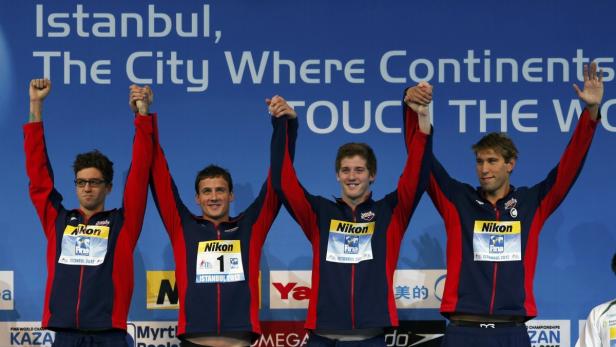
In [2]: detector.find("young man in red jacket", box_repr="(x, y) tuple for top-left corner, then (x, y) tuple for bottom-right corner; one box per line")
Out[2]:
(270, 91), (432, 346)
(149, 95), (297, 347)
(405, 62), (603, 347)
(25, 79), (154, 347)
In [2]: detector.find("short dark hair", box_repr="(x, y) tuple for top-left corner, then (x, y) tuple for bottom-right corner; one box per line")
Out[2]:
(335, 143), (377, 176)
(472, 132), (519, 163)
(612, 253), (616, 275)
(194, 165), (233, 194)
(73, 150), (114, 184)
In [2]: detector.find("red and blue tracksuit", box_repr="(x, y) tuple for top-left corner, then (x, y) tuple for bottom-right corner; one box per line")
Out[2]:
(270, 102), (431, 330)
(23, 114), (154, 331)
(149, 116), (296, 338)
(425, 108), (598, 319)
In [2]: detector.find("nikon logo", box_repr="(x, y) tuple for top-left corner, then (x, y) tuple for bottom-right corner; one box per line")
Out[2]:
(482, 223), (512, 233)
(474, 221), (521, 234)
(330, 220), (375, 235)
(204, 242), (233, 252)
(146, 271), (178, 310)
(64, 224), (109, 238)
(198, 240), (240, 254)
(71, 225), (103, 236)
(336, 222), (369, 234)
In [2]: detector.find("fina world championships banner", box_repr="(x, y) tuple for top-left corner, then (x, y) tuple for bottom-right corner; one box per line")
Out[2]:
(1, 1), (615, 346)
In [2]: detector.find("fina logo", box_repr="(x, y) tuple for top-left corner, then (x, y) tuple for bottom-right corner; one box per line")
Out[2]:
(75, 237), (91, 256)
(0, 271), (14, 310)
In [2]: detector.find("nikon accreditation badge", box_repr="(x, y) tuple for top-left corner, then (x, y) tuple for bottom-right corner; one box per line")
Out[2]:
(326, 220), (375, 264)
(58, 224), (110, 266)
(473, 220), (521, 261)
(195, 240), (244, 283)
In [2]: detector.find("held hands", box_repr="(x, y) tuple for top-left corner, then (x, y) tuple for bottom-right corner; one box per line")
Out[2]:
(404, 81), (432, 135)
(573, 62), (603, 108)
(266, 95), (296, 119)
(30, 78), (51, 102)
(129, 85), (153, 115)
(404, 81), (432, 118)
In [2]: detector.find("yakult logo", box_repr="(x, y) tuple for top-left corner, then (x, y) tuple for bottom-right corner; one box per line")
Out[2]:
(269, 271), (311, 309)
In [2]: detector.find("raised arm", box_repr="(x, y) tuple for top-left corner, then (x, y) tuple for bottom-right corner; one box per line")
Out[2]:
(119, 85), (155, 248)
(403, 81), (432, 136)
(266, 95), (298, 162)
(532, 62), (602, 215)
(29, 78), (50, 123)
(240, 96), (299, 246)
(382, 87), (433, 236)
(269, 96), (319, 241)
(24, 78), (65, 238)
(148, 97), (190, 244)
(573, 62), (603, 121)
(405, 82), (467, 202)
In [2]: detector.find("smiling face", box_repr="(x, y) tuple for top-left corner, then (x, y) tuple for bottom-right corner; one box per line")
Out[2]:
(475, 148), (515, 202)
(195, 176), (234, 223)
(75, 167), (111, 216)
(336, 155), (375, 208)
